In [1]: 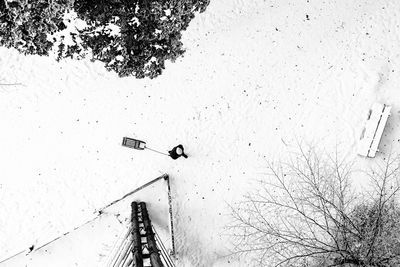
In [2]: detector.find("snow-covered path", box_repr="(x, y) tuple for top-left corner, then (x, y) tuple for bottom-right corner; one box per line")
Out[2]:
(1, 0), (400, 266)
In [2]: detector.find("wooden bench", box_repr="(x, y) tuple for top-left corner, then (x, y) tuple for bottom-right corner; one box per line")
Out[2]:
(357, 103), (391, 158)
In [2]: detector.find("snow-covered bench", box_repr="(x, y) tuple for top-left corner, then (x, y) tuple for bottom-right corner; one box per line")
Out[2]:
(357, 103), (391, 158)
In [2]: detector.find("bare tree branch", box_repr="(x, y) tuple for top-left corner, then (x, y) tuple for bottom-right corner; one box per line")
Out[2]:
(228, 145), (400, 266)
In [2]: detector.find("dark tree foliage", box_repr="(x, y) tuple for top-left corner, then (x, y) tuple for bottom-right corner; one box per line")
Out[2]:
(0, 1), (6, 11)
(343, 200), (400, 266)
(0, 0), (210, 78)
(72, 0), (210, 78)
(0, 0), (70, 55)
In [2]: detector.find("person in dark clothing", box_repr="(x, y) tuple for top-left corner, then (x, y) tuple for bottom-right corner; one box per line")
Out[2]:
(169, 144), (188, 159)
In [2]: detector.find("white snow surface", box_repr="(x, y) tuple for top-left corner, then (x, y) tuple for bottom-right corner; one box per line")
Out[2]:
(1, 0), (400, 266)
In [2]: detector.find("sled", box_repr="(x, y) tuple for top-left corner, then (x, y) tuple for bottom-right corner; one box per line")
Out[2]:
(122, 137), (146, 150)
(357, 103), (391, 158)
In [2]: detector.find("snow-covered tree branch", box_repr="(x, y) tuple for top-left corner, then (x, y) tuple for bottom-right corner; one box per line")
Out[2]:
(0, 0), (210, 79)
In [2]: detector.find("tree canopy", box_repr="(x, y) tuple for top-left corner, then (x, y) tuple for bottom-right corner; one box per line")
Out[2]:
(0, 0), (71, 56)
(0, 0), (210, 78)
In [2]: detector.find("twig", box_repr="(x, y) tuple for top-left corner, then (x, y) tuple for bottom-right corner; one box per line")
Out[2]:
(0, 83), (24, 86)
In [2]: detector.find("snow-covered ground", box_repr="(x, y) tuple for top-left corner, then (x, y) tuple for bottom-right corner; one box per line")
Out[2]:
(1, 0), (400, 266)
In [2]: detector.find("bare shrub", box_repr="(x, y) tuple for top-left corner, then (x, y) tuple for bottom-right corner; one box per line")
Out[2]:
(229, 146), (400, 267)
